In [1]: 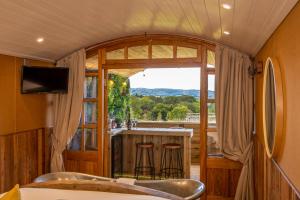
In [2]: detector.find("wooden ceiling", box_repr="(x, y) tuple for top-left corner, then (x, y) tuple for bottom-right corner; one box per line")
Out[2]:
(0, 0), (298, 61)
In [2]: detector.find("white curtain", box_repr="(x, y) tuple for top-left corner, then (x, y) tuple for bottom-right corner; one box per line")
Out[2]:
(51, 49), (85, 172)
(215, 45), (254, 200)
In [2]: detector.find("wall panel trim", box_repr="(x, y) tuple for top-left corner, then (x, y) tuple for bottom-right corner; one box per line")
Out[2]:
(272, 159), (300, 198)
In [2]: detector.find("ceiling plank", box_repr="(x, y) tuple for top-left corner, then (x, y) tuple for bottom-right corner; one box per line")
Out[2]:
(0, 0), (297, 60)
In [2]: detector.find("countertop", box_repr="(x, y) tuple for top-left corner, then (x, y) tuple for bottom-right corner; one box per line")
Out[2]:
(109, 127), (193, 137)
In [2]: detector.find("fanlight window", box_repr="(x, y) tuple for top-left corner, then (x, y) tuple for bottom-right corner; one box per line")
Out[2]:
(177, 46), (197, 58)
(207, 50), (215, 68)
(128, 45), (148, 59)
(105, 45), (201, 60)
(106, 48), (125, 60)
(152, 45), (173, 59)
(86, 54), (98, 71)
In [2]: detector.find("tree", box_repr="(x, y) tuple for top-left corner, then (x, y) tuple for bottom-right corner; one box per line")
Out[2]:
(129, 95), (199, 121)
(140, 96), (155, 112)
(180, 101), (200, 113)
(151, 103), (170, 121)
(130, 96), (143, 119)
(108, 74), (130, 126)
(177, 95), (197, 103)
(168, 105), (190, 121)
(164, 96), (180, 105)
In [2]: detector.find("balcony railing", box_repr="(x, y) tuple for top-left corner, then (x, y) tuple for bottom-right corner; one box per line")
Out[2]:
(185, 113), (216, 124)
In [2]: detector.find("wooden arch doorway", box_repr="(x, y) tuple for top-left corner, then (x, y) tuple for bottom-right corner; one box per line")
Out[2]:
(93, 34), (211, 182)
(64, 34), (241, 199)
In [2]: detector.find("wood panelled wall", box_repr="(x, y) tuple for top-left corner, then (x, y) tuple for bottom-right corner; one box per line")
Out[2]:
(255, 2), (300, 195)
(64, 151), (99, 176)
(0, 128), (51, 193)
(254, 1), (300, 198)
(0, 54), (54, 135)
(0, 53), (54, 193)
(254, 136), (300, 200)
(206, 158), (241, 200)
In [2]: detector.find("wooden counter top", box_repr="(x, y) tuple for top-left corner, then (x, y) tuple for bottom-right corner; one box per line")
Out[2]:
(109, 127), (193, 137)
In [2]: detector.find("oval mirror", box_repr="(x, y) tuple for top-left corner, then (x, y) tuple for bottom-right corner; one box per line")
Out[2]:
(262, 57), (285, 158)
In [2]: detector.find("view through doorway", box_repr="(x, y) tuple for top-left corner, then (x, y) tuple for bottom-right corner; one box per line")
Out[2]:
(108, 67), (203, 180)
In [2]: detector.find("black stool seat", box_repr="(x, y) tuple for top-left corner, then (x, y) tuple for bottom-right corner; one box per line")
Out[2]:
(160, 143), (184, 179)
(163, 143), (181, 149)
(137, 143), (154, 148)
(135, 142), (155, 180)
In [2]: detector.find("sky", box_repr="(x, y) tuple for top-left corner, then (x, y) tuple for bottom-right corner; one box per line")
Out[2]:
(129, 68), (215, 91)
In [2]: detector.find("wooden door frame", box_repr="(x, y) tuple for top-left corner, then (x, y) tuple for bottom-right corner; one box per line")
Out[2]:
(101, 64), (203, 175)
(88, 34), (215, 199)
(200, 44), (208, 198)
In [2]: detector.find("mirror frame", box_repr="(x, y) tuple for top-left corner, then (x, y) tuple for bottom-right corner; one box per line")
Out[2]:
(262, 57), (285, 159)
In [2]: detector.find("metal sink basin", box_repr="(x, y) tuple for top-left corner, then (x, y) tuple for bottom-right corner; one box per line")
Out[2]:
(34, 172), (205, 200)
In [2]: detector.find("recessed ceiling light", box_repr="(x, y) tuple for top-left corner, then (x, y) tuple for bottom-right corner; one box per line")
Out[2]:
(222, 3), (232, 10)
(36, 37), (44, 43)
(223, 31), (230, 35)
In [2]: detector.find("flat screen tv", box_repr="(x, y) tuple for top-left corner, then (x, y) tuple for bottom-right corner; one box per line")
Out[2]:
(21, 66), (69, 94)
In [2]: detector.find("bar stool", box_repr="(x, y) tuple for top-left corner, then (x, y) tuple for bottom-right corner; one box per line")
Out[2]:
(134, 143), (155, 179)
(159, 143), (184, 179)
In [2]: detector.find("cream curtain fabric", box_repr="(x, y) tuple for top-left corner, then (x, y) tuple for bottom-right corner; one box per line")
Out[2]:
(215, 45), (254, 200)
(51, 49), (85, 172)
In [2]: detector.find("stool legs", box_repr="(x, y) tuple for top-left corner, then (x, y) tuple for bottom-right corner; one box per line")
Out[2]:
(178, 149), (184, 178)
(150, 147), (155, 179)
(135, 144), (138, 177)
(168, 149), (173, 178)
(134, 143), (155, 180)
(159, 146), (184, 179)
(160, 148), (166, 179)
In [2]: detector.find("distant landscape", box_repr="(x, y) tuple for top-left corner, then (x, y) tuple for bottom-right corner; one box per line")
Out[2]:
(108, 72), (215, 123)
(130, 88), (215, 99)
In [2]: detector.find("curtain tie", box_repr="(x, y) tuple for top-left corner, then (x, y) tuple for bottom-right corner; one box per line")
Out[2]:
(239, 141), (253, 165)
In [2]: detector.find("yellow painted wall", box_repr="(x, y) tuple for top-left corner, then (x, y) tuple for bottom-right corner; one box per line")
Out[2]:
(0, 54), (54, 135)
(256, 2), (300, 190)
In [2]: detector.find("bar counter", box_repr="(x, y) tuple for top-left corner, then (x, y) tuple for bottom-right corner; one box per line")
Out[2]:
(108, 127), (193, 179)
